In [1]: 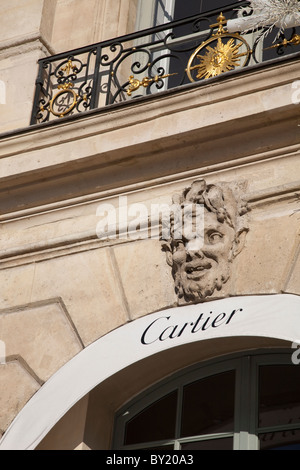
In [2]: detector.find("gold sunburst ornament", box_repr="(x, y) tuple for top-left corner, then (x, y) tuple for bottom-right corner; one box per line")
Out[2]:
(187, 13), (252, 82)
(195, 37), (243, 79)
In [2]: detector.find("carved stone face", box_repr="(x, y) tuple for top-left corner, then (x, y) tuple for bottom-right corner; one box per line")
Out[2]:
(172, 208), (237, 300)
(162, 178), (249, 302)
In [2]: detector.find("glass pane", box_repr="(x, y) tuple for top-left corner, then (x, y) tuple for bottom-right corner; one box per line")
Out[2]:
(259, 365), (300, 428)
(173, 0), (233, 21)
(124, 391), (177, 445)
(202, 0), (233, 14)
(181, 437), (233, 450)
(259, 429), (300, 450)
(181, 370), (235, 437)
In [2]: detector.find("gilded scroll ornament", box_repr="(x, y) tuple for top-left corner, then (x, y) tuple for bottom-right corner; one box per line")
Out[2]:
(47, 59), (87, 118)
(49, 84), (79, 118)
(126, 73), (177, 96)
(264, 33), (300, 50)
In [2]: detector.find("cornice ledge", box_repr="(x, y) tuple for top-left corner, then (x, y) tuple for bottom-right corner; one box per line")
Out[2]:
(0, 32), (56, 58)
(0, 180), (299, 268)
(0, 87), (298, 181)
(0, 54), (299, 150)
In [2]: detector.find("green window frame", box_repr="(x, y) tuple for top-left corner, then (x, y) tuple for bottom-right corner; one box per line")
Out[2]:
(113, 350), (300, 450)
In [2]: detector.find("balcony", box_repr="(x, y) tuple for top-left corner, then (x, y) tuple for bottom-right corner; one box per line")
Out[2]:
(30, 1), (300, 125)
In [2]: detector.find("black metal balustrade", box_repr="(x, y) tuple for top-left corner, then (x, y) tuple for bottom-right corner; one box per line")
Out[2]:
(30, 1), (300, 125)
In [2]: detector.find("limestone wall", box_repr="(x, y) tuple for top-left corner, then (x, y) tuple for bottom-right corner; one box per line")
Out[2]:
(0, 76), (299, 440)
(0, 0), (138, 132)
(0, 0), (299, 450)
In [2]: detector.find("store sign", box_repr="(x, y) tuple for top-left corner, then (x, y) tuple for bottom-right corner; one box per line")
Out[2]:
(1, 294), (300, 450)
(136, 294), (300, 353)
(141, 307), (243, 345)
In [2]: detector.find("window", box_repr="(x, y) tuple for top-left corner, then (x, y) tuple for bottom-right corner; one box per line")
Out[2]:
(136, 0), (233, 29)
(113, 351), (300, 450)
(170, 0), (234, 22)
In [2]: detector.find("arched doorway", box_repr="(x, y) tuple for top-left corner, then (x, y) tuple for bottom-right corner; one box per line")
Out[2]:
(113, 350), (300, 450)
(1, 294), (300, 450)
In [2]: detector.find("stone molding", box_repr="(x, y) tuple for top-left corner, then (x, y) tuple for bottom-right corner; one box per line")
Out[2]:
(0, 57), (299, 182)
(0, 32), (55, 58)
(0, 180), (298, 268)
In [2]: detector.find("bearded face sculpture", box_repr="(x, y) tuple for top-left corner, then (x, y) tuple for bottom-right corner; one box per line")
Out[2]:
(161, 179), (250, 303)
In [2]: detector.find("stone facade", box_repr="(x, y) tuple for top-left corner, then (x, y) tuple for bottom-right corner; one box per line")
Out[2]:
(0, 0), (299, 450)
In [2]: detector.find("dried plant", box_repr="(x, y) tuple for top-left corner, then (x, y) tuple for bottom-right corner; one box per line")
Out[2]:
(227, 0), (300, 39)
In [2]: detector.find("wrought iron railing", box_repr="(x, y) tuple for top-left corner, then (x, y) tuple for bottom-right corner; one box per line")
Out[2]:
(30, 1), (300, 125)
